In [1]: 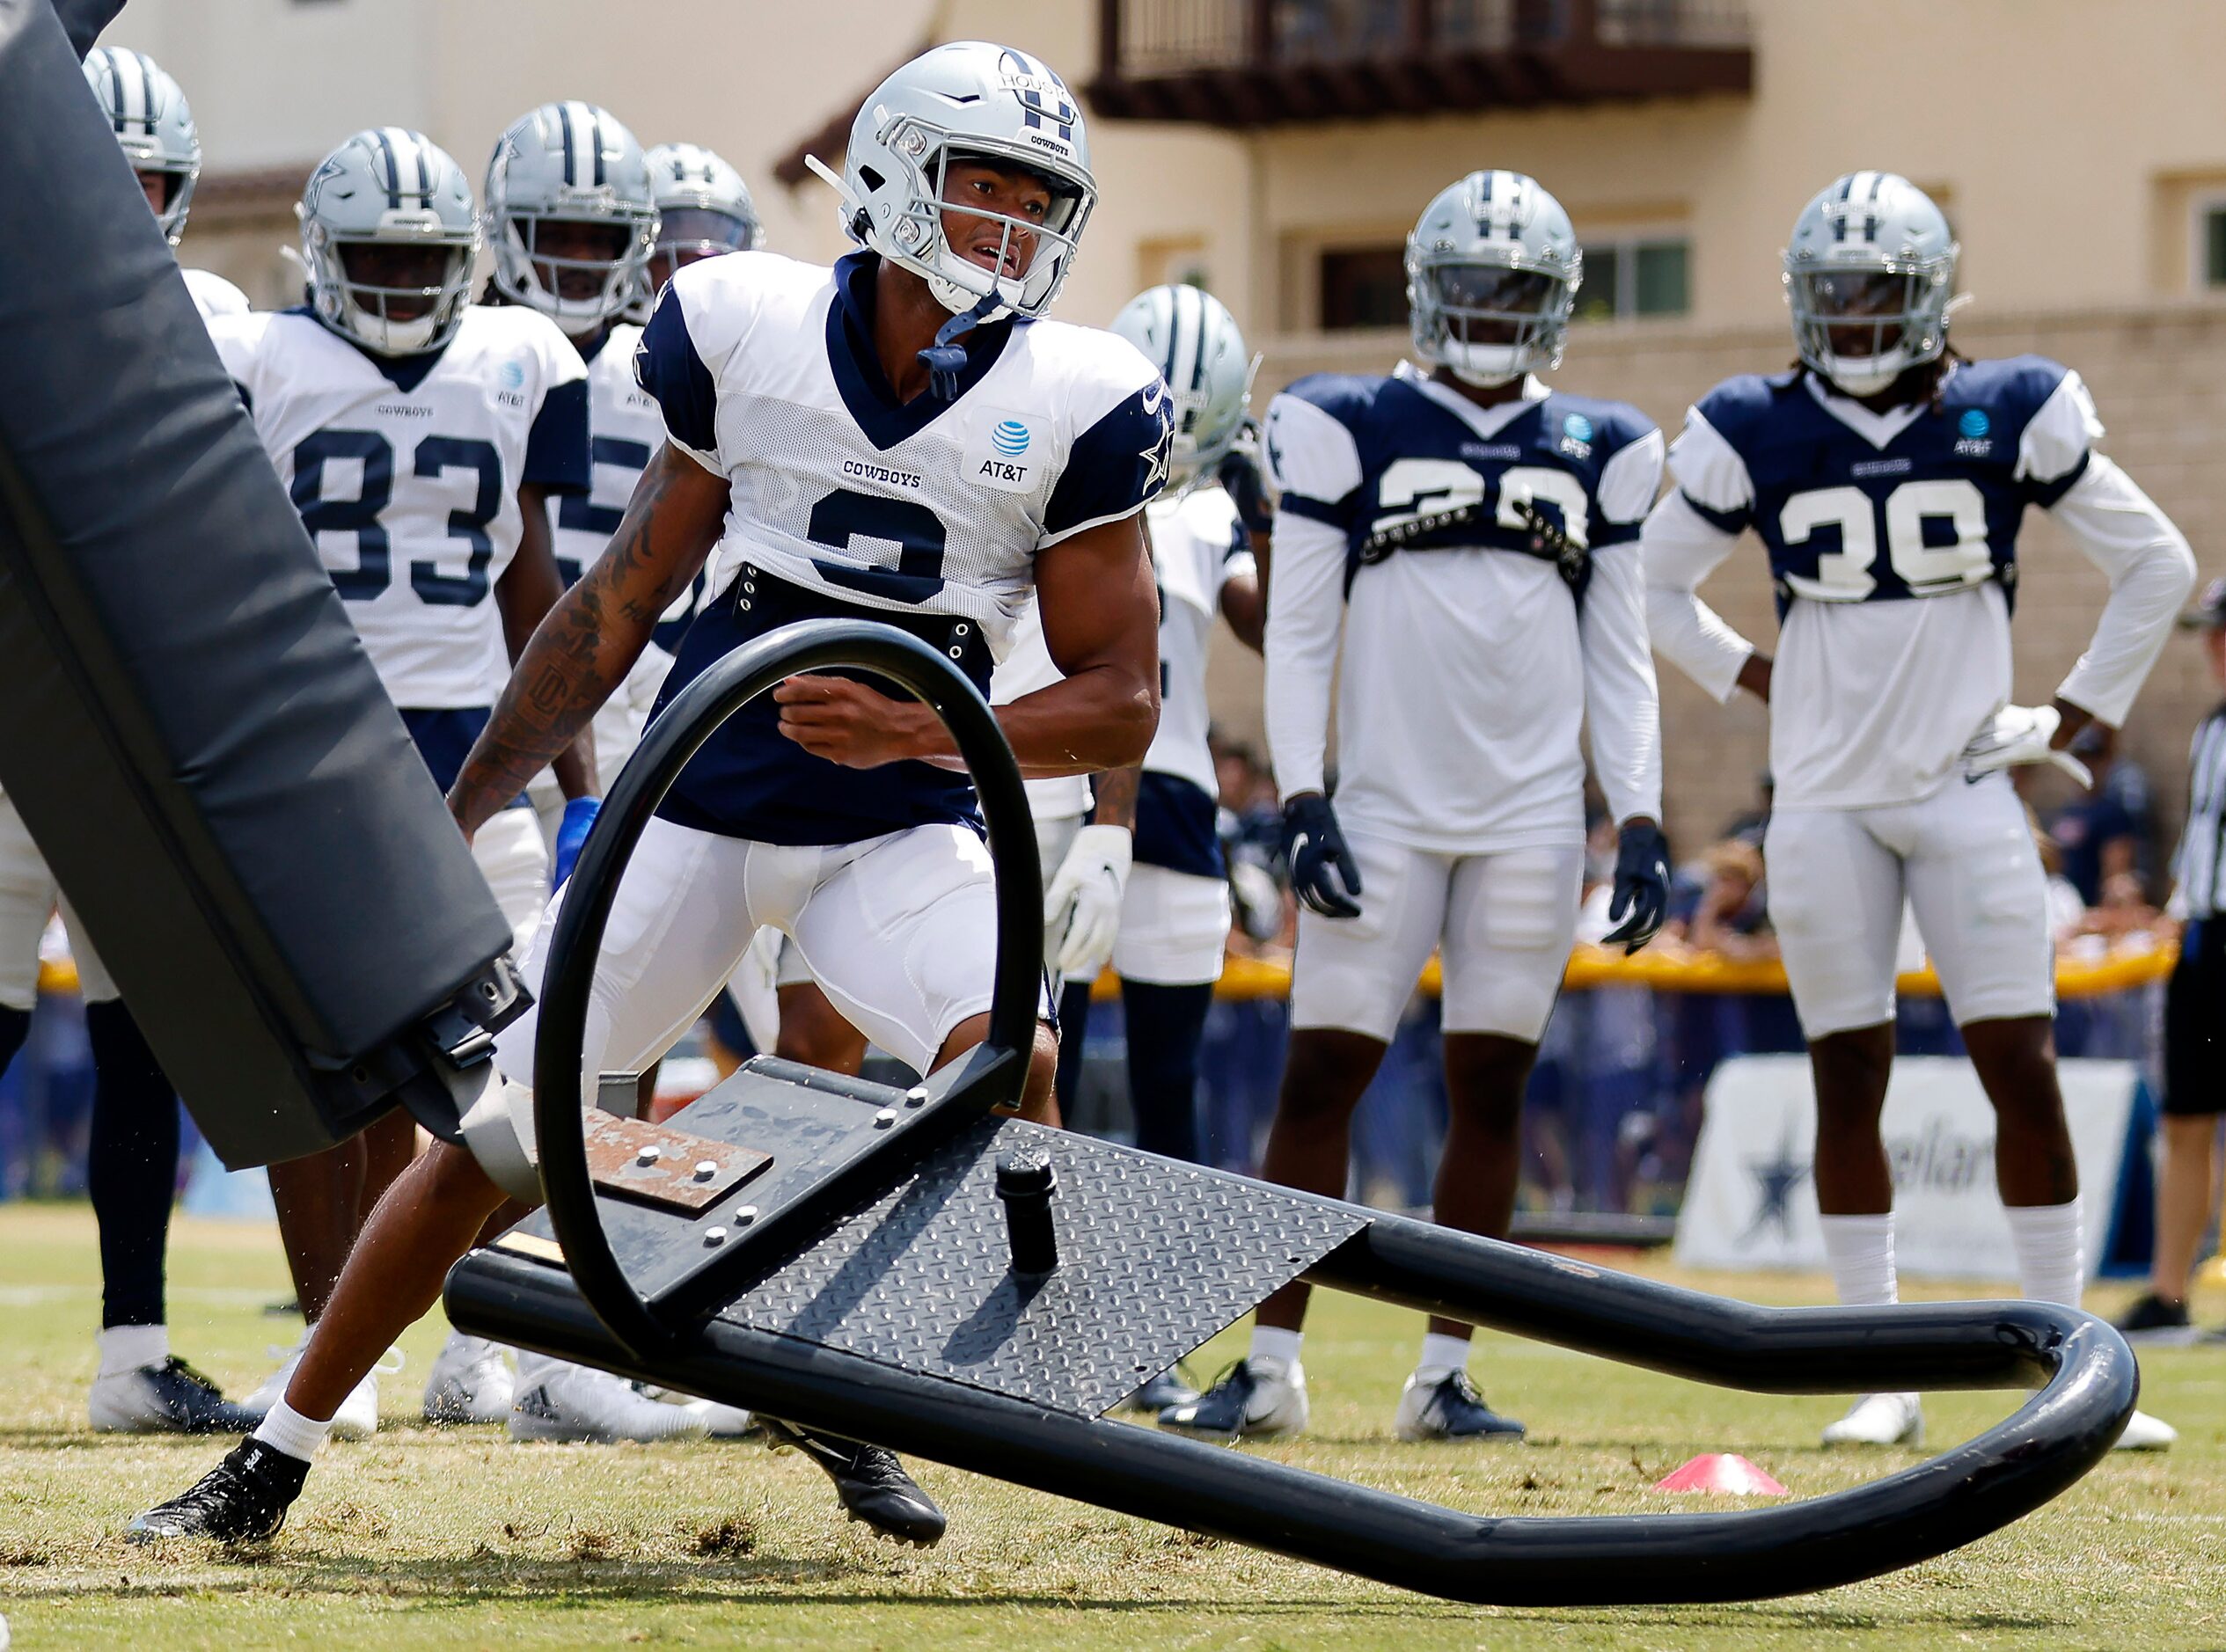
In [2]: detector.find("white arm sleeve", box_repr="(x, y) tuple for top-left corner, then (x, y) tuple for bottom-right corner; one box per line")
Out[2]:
(1641, 489), (1755, 705)
(1580, 543), (1664, 824)
(1596, 427), (1666, 526)
(2048, 453), (2197, 726)
(1263, 513), (1349, 800)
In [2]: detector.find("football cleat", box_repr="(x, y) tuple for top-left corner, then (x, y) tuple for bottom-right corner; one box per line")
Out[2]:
(128, 1438), (308, 1545)
(2113, 1293), (2199, 1346)
(89, 1356), (260, 1436)
(508, 1363), (710, 1444)
(1821, 1392), (1924, 1447)
(422, 1332), (515, 1425)
(1157, 1360), (1308, 1440)
(2117, 1409), (2178, 1451)
(1121, 1364), (1200, 1416)
(758, 1416), (946, 1546)
(1394, 1371), (1526, 1443)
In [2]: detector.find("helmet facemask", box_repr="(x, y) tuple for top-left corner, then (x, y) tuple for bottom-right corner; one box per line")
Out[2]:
(1409, 254), (1577, 388)
(494, 203), (655, 338)
(818, 123), (1092, 323)
(308, 223), (476, 355)
(1785, 259), (1953, 397)
(124, 148), (198, 245)
(649, 206), (756, 282)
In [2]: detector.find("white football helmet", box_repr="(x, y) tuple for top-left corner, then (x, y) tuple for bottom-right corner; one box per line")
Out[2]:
(1110, 284), (1256, 490)
(1406, 170), (1581, 387)
(1783, 172), (1958, 397)
(83, 46), (200, 245)
(805, 41), (1095, 324)
(299, 128), (480, 355)
(487, 101), (657, 339)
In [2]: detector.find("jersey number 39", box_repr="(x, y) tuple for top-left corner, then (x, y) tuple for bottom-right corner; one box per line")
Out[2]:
(1779, 478), (1991, 602)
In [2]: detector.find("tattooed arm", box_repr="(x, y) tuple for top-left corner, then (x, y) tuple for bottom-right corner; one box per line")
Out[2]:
(494, 482), (597, 800)
(449, 443), (729, 837)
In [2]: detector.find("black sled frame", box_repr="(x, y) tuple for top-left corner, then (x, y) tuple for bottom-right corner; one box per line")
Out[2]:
(444, 619), (2136, 1607)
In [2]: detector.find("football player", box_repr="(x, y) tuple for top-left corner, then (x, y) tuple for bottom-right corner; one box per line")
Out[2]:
(474, 100), (744, 1444)
(1642, 172), (2190, 1451)
(1168, 172), (1670, 1444)
(203, 128), (597, 1441)
(31, 47), (260, 1435)
(133, 42), (1167, 1550)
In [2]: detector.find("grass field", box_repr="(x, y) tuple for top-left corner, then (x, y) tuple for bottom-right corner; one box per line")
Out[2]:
(3, 1204), (2225, 1649)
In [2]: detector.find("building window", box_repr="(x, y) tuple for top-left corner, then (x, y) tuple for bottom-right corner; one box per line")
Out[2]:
(1319, 246), (1410, 330)
(2197, 199), (2226, 289)
(1575, 235), (1690, 319)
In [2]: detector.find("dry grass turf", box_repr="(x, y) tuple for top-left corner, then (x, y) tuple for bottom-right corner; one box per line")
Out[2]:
(3, 1202), (2225, 1649)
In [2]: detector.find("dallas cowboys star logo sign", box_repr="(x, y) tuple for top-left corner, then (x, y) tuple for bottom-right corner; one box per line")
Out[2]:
(1739, 1135), (1812, 1244)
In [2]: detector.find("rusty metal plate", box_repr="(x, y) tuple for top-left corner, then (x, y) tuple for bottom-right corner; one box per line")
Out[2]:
(583, 1112), (770, 1213)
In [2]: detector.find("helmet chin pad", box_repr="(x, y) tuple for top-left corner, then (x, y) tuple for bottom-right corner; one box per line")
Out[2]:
(1444, 340), (1527, 388)
(1824, 360), (1906, 396)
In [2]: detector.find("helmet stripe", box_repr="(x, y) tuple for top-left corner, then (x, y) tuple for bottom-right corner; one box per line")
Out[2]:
(373, 128), (403, 210)
(121, 49), (147, 129)
(589, 105), (607, 187)
(1158, 288), (1180, 393)
(1183, 283), (1209, 391)
(413, 132), (429, 199)
(555, 101), (577, 186)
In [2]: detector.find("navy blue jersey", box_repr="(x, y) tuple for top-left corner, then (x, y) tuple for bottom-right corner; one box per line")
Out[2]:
(1681, 357), (2091, 616)
(1270, 369), (1659, 592)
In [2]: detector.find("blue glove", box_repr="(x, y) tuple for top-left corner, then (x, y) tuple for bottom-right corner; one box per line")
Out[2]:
(1218, 437), (1273, 539)
(552, 795), (601, 892)
(1282, 793), (1362, 919)
(1601, 820), (1670, 954)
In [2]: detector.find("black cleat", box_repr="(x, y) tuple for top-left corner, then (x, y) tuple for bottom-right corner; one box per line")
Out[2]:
(128, 1438), (309, 1545)
(89, 1356), (261, 1436)
(1120, 1363), (1200, 1416)
(759, 1416), (946, 1546)
(1395, 1371), (1526, 1442)
(2115, 1292), (2197, 1344)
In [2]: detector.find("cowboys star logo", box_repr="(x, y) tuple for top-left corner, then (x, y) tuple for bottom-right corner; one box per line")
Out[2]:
(1137, 383), (1174, 495)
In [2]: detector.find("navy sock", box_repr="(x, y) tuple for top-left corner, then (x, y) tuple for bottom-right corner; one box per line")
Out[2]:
(1120, 979), (1213, 1165)
(84, 1000), (180, 1330)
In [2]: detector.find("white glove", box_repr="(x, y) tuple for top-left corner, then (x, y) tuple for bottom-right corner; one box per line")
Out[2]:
(1043, 823), (1131, 981)
(1959, 704), (2092, 789)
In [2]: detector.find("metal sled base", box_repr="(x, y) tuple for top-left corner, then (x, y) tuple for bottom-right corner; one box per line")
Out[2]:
(444, 618), (2138, 1608)
(447, 1077), (2137, 1607)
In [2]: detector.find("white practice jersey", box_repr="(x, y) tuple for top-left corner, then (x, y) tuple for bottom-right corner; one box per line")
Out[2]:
(552, 321), (658, 587)
(210, 304), (590, 709)
(1265, 369), (1666, 854)
(182, 267), (248, 321)
(990, 599), (1092, 823)
(1144, 483), (1249, 800)
(1644, 361), (2194, 812)
(633, 251), (1171, 847)
(635, 251), (1171, 657)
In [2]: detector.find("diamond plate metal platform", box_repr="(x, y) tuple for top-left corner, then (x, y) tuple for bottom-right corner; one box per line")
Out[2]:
(716, 1116), (1366, 1416)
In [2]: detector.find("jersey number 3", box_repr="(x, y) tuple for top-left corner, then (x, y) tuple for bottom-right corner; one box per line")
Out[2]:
(292, 428), (502, 606)
(1779, 479), (1990, 601)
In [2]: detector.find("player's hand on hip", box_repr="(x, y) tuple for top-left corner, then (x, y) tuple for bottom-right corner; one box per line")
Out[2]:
(1282, 793), (1363, 919)
(1959, 703), (2092, 789)
(1601, 818), (1671, 954)
(774, 675), (922, 768)
(552, 796), (601, 891)
(1044, 823), (1131, 980)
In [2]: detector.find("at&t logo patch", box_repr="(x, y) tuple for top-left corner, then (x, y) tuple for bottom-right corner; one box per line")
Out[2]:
(967, 410), (1046, 493)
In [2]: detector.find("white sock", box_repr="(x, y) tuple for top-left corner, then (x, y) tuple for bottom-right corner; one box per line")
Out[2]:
(1414, 1331), (1473, 1385)
(2005, 1196), (2086, 1306)
(1248, 1325), (1303, 1378)
(96, 1323), (167, 1378)
(252, 1399), (332, 1465)
(1819, 1212), (1898, 1306)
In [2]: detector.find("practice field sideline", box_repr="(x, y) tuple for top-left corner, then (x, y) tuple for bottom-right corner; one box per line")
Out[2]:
(3, 1205), (2223, 1649)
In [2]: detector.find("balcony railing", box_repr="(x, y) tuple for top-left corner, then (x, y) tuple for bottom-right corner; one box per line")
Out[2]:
(1090, 0), (1752, 125)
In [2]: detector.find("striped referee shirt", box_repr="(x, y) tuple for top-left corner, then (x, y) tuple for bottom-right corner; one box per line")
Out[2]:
(2178, 704), (2226, 920)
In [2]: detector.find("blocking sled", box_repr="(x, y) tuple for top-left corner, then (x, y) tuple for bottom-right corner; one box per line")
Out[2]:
(444, 618), (2138, 1606)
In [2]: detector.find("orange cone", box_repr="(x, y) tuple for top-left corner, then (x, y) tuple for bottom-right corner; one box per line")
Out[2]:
(1652, 1453), (1789, 1495)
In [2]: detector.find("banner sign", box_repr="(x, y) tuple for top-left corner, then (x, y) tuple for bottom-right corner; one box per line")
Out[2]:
(1675, 1056), (2151, 1283)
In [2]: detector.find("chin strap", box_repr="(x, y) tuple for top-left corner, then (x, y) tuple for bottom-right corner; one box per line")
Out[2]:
(919, 292), (1000, 400)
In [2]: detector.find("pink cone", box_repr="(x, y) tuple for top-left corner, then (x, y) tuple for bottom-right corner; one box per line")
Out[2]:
(1652, 1453), (1789, 1495)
